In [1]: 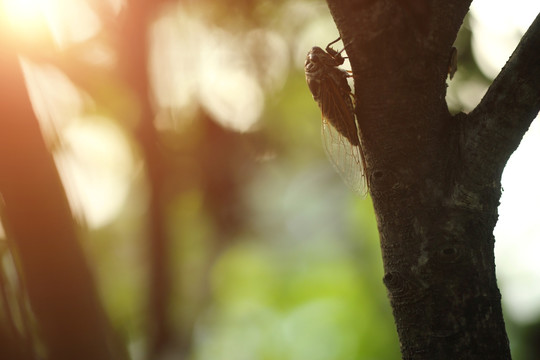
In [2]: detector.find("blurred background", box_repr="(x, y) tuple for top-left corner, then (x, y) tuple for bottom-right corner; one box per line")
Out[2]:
(0, 0), (539, 359)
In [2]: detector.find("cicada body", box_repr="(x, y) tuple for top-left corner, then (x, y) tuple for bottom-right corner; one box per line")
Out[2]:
(304, 40), (368, 196)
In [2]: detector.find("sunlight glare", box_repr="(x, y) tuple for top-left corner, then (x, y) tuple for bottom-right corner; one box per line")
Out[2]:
(1, 0), (102, 49)
(1, 0), (50, 44)
(2, 0), (46, 23)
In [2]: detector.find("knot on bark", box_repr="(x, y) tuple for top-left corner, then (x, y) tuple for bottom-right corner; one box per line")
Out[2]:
(417, 236), (473, 280)
(383, 271), (423, 304)
(370, 167), (404, 194)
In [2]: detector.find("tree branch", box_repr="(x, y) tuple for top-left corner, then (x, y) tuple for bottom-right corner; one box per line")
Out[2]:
(465, 13), (540, 180)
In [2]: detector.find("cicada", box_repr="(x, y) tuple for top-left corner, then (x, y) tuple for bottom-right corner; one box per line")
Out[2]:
(304, 38), (368, 196)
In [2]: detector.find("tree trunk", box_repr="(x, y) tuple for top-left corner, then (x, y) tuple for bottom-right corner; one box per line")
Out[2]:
(325, 0), (540, 358)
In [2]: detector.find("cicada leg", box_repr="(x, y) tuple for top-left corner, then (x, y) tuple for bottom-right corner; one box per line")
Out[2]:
(326, 37), (341, 49)
(327, 37), (354, 56)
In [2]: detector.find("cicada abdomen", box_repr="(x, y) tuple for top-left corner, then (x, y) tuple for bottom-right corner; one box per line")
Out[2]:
(304, 39), (368, 196)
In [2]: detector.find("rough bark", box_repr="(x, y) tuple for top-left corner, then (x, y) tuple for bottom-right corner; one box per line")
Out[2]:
(325, 0), (540, 359)
(0, 45), (126, 360)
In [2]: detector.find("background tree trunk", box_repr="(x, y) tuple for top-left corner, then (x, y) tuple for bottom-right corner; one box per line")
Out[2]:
(325, 0), (540, 358)
(114, 2), (174, 357)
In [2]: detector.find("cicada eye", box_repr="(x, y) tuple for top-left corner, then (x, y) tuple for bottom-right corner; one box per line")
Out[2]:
(305, 59), (315, 72)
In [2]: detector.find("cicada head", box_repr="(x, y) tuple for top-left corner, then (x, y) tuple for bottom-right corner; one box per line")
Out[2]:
(305, 46), (340, 101)
(304, 47), (325, 75)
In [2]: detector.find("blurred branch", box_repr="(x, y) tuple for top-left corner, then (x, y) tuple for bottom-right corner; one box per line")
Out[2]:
(466, 13), (540, 179)
(0, 47), (127, 360)
(5, 0), (181, 356)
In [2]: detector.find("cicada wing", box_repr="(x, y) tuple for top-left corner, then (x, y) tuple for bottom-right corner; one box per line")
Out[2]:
(321, 119), (368, 196)
(318, 79), (368, 197)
